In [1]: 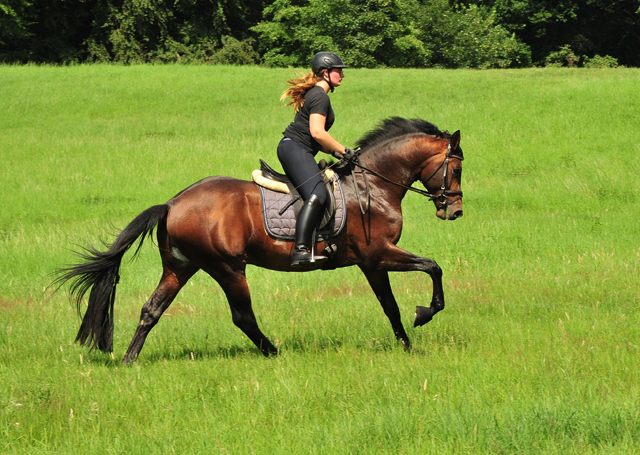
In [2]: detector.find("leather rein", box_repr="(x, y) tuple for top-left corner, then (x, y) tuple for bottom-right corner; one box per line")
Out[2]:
(347, 140), (464, 215)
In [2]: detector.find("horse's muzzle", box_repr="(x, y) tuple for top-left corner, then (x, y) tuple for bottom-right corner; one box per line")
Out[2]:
(450, 209), (463, 220)
(436, 203), (463, 220)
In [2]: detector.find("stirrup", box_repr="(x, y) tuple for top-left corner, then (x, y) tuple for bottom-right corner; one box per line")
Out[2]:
(291, 247), (328, 268)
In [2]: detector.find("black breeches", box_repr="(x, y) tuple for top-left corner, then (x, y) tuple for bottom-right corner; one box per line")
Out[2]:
(277, 138), (327, 206)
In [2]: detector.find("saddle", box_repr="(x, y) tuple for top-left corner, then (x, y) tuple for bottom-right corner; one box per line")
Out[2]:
(252, 159), (346, 242)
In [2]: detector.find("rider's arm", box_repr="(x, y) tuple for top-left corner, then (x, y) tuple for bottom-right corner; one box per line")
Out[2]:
(309, 113), (347, 155)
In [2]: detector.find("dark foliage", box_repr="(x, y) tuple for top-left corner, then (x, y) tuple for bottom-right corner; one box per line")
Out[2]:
(454, 0), (640, 67)
(1, 0), (264, 64)
(1, 0), (637, 66)
(1, 0), (96, 62)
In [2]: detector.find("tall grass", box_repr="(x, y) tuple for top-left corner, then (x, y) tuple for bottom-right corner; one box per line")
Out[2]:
(1, 65), (639, 453)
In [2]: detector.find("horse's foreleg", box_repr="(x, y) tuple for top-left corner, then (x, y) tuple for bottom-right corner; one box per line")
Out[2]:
(409, 257), (445, 327)
(361, 269), (411, 349)
(372, 246), (446, 328)
(123, 268), (192, 364)
(214, 270), (278, 357)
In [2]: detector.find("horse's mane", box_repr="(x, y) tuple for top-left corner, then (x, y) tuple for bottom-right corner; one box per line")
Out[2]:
(356, 117), (451, 151)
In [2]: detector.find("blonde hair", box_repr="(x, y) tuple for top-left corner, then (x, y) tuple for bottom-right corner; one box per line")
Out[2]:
(280, 71), (324, 114)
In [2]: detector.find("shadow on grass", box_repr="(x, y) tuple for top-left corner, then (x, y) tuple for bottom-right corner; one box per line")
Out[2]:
(80, 344), (262, 367)
(79, 324), (465, 366)
(150, 344), (262, 363)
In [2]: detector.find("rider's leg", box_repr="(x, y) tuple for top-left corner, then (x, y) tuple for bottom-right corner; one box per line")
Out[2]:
(290, 193), (327, 267)
(277, 138), (328, 267)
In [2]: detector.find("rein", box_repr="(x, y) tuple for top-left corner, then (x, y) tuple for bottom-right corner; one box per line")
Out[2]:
(349, 141), (463, 214)
(273, 138), (463, 217)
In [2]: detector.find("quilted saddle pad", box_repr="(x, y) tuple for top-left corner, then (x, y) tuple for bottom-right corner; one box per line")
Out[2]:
(257, 175), (346, 241)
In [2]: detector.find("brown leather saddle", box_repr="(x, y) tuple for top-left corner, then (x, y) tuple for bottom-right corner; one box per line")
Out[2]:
(253, 159), (346, 242)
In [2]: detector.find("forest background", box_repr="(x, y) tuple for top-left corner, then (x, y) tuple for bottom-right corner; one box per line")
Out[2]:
(1, 0), (639, 68)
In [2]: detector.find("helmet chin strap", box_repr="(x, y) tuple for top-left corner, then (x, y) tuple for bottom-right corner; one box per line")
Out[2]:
(323, 71), (335, 93)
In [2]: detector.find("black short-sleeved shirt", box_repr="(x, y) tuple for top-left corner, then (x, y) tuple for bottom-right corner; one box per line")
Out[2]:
(283, 85), (334, 154)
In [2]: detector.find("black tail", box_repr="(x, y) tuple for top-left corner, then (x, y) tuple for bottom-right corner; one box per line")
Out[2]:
(54, 204), (169, 352)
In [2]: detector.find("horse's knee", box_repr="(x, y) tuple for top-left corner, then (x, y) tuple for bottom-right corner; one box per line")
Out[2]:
(426, 260), (442, 278)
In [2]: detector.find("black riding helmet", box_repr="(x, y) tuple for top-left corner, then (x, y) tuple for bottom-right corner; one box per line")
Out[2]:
(311, 51), (348, 76)
(312, 52), (347, 92)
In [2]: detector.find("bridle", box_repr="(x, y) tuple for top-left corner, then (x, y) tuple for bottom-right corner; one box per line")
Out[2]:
(420, 142), (464, 207)
(346, 139), (464, 214)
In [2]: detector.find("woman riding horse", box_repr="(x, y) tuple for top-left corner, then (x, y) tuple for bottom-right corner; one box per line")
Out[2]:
(55, 115), (464, 364)
(278, 52), (355, 268)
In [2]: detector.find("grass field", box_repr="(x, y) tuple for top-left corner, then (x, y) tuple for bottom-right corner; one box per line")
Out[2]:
(1, 65), (639, 453)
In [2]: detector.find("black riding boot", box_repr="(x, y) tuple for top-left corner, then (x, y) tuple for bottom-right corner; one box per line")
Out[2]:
(291, 194), (328, 268)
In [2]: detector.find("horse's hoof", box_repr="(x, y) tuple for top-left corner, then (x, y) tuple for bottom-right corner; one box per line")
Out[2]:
(261, 345), (279, 357)
(122, 353), (137, 365)
(414, 306), (434, 327)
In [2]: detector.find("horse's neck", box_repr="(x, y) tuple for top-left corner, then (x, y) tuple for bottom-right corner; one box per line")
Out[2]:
(360, 136), (441, 188)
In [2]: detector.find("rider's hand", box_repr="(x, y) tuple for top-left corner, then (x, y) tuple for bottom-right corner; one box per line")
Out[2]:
(333, 148), (356, 161)
(343, 148), (356, 161)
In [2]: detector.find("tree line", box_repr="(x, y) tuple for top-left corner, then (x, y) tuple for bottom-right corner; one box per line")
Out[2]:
(1, 0), (638, 67)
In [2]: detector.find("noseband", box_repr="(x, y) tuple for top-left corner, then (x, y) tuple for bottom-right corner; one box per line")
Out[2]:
(347, 139), (463, 214)
(421, 142), (464, 207)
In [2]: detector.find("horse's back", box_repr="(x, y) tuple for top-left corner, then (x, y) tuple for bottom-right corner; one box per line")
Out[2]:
(170, 175), (254, 199)
(168, 175), (259, 220)
(165, 176), (263, 256)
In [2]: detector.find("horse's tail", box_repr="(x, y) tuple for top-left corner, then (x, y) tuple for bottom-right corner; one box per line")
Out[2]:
(55, 204), (169, 353)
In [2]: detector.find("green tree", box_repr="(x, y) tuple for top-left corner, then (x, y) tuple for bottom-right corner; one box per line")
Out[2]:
(0, 0), (32, 57)
(0, 0), (264, 63)
(418, 2), (530, 68)
(455, 0), (640, 66)
(86, 0), (263, 63)
(251, 0), (426, 68)
(1, 0), (95, 62)
(252, 0), (530, 68)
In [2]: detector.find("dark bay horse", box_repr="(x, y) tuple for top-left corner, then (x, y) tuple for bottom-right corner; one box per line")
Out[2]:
(56, 117), (464, 364)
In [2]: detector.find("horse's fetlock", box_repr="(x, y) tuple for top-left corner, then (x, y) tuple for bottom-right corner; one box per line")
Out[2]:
(139, 313), (160, 329)
(232, 312), (255, 329)
(431, 299), (445, 312)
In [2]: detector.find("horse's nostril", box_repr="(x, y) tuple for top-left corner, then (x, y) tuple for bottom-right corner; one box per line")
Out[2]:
(452, 210), (463, 219)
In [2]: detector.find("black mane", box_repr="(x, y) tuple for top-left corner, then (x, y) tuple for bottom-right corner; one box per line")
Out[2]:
(356, 117), (450, 151)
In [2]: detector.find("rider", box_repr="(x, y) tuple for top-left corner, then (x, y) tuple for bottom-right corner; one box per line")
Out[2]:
(278, 51), (354, 268)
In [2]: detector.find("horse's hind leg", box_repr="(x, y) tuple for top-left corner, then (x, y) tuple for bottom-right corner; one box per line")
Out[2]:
(123, 266), (196, 364)
(209, 267), (278, 357)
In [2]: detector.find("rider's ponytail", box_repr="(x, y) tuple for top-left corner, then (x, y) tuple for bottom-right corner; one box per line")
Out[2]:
(280, 72), (323, 114)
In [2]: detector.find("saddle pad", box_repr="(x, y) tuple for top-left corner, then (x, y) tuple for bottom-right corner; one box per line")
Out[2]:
(258, 175), (346, 241)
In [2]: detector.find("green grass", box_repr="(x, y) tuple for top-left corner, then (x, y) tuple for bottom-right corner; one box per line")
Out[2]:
(1, 65), (639, 453)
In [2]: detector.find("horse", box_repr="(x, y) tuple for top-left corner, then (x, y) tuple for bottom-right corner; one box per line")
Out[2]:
(55, 117), (464, 364)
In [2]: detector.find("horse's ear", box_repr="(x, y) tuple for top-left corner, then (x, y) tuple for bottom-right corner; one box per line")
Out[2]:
(451, 130), (461, 151)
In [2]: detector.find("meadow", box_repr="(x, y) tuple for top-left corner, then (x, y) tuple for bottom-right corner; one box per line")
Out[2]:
(1, 65), (639, 454)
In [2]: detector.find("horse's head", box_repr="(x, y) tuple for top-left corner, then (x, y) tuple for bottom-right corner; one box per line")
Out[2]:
(355, 118), (464, 220)
(420, 130), (463, 220)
